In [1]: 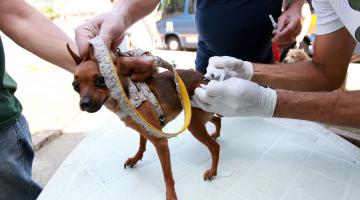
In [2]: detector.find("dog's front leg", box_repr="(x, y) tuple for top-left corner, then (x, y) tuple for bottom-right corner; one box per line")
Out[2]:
(150, 138), (177, 200)
(124, 135), (147, 168)
(122, 102), (178, 200)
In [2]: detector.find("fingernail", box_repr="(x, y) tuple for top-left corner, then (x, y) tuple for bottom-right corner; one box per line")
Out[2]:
(200, 84), (207, 88)
(203, 75), (211, 81)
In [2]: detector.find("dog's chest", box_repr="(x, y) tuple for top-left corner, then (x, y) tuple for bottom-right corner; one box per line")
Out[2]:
(105, 97), (120, 113)
(104, 79), (166, 126)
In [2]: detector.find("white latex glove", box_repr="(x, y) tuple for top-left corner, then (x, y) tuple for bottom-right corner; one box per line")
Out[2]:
(192, 78), (277, 117)
(204, 56), (254, 81)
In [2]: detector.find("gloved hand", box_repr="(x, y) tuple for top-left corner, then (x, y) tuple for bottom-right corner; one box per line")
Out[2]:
(204, 56), (254, 81)
(192, 78), (277, 117)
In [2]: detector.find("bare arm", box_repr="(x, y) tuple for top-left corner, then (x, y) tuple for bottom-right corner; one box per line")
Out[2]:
(253, 27), (356, 91)
(283, 0), (304, 10)
(274, 90), (360, 128)
(112, 0), (160, 30)
(0, 0), (77, 72)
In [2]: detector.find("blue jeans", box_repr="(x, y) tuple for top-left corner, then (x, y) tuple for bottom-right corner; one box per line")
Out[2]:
(0, 115), (42, 200)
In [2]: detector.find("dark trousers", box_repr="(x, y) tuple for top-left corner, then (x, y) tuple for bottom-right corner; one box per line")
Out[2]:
(0, 115), (42, 200)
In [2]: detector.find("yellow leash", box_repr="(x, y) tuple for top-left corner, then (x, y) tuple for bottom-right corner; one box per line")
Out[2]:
(90, 37), (192, 138)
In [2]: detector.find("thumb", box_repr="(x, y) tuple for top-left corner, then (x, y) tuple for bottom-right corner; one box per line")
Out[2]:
(205, 80), (225, 97)
(98, 24), (114, 50)
(277, 15), (287, 32)
(75, 28), (93, 58)
(194, 87), (222, 106)
(194, 87), (210, 103)
(208, 56), (225, 68)
(98, 21), (125, 52)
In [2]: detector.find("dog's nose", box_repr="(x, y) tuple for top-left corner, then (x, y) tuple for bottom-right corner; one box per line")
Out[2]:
(80, 98), (91, 111)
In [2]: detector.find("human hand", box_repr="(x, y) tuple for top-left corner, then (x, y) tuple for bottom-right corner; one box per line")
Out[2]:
(192, 78), (277, 117)
(204, 56), (254, 81)
(75, 9), (126, 58)
(272, 8), (302, 48)
(116, 56), (154, 81)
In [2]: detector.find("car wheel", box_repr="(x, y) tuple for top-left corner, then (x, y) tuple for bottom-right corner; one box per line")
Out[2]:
(166, 36), (181, 51)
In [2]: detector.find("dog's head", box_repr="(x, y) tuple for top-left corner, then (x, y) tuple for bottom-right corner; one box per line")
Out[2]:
(283, 49), (311, 64)
(67, 44), (110, 113)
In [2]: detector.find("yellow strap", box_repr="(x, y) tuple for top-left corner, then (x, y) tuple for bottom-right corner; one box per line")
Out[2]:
(108, 52), (192, 138)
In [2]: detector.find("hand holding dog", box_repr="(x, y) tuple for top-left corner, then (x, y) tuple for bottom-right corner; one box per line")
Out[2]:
(75, 0), (160, 80)
(204, 56), (254, 81)
(75, 10), (126, 58)
(75, 10), (154, 81)
(117, 56), (154, 81)
(192, 78), (277, 117)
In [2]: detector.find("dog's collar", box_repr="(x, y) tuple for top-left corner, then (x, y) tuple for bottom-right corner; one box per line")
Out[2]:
(89, 36), (192, 138)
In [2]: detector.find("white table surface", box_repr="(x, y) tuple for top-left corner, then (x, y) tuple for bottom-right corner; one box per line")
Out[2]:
(38, 116), (360, 200)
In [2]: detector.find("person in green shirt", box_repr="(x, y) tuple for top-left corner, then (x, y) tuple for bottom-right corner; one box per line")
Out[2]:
(0, 0), (78, 199)
(0, 39), (22, 129)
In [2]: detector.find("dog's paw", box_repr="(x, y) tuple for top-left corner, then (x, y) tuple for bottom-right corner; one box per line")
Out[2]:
(203, 169), (217, 181)
(123, 157), (141, 169)
(166, 192), (178, 200)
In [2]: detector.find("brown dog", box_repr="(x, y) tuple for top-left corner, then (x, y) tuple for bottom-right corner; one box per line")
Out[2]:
(67, 46), (221, 200)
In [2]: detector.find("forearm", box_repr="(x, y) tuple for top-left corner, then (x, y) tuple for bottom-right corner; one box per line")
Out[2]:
(283, 0), (305, 11)
(253, 28), (356, 91)
(274, 90), (360, 128)
(0, 0), (77, 72)
(112, 0), (159, 30)
(252, 61), (335, 91)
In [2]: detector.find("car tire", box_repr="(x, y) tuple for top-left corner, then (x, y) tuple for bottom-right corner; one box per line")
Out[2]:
(166, 36), (181, 51)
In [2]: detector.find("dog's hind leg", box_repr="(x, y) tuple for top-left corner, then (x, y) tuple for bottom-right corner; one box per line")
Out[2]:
(124, 135), (147, 168)
(209, 116), (221, 140)
(188, 108), (220, 181)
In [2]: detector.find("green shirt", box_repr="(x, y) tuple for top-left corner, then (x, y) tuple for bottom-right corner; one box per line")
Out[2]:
(0, 36), (22, 129)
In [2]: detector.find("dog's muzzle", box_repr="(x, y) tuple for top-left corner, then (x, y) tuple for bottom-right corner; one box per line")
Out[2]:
(80, 97), (102, 113)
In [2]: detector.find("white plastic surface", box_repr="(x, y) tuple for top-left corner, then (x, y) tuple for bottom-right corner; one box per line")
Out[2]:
(38, 117), (360, 200)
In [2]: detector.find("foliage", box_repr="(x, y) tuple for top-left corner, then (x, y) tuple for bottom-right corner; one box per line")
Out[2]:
(39, 5), (61, 20)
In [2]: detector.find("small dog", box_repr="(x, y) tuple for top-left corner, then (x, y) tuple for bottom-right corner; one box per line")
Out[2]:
(283, 48), (311, 64)
(67, 46), (221, 200)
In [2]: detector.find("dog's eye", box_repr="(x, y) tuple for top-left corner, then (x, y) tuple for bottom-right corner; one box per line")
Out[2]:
(95, 76), (106, 88)
(72, 81), (80, 93)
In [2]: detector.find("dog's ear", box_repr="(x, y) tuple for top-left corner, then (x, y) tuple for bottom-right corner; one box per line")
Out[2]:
(66, 43), (82, 65)
(85, 47), (96, 61)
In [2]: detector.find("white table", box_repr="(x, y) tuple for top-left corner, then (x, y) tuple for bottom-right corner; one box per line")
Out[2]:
(38, 116), (360, 200)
